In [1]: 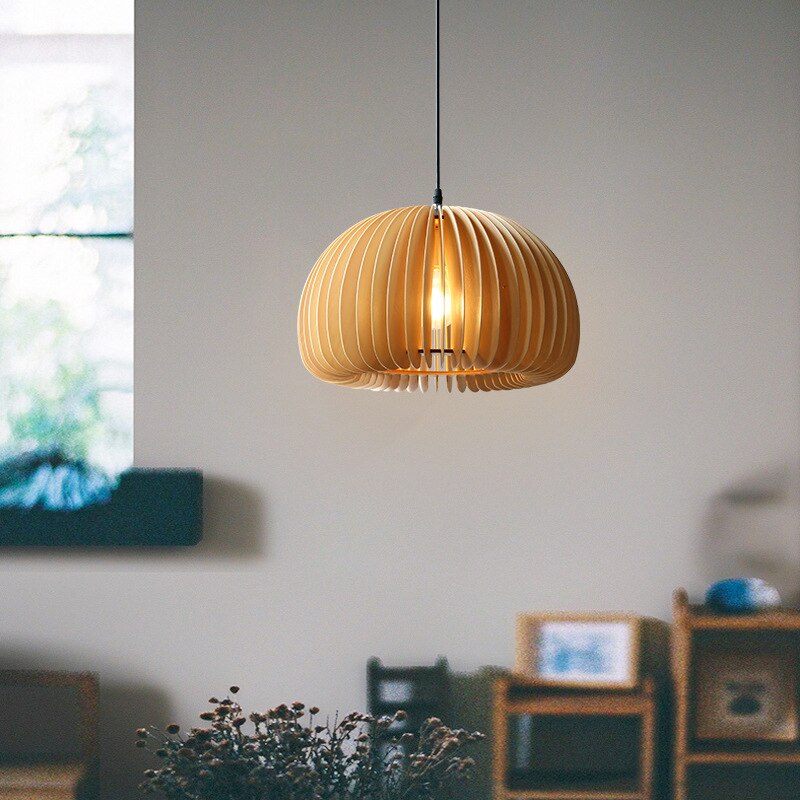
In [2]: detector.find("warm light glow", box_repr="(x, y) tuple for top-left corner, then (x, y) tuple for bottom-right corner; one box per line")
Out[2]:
(430, 265), (451, 325)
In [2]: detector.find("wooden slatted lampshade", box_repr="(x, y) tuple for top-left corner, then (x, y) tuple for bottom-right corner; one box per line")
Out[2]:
(298, 205), (579, 392)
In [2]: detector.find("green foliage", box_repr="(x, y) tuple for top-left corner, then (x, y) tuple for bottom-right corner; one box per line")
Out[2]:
(7, 361), (102, 461)
(0, 265), (103, 463)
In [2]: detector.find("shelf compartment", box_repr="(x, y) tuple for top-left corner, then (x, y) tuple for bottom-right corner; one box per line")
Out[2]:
(685, 762), (800, 800)
(494, 675), (659, 800)
(506, 768), (640, 796)
(504, 714), (643, 794)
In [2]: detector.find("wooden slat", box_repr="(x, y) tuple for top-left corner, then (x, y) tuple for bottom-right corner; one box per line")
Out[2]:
(505, 695), (649, 716)
(503, 790), (641, 800)
(686, 751), (800, 764)
(689, 611), (800, 630)
(493, 678), (510, 800)
(0, 763), (84, 799)
(672, 590), (690, 800)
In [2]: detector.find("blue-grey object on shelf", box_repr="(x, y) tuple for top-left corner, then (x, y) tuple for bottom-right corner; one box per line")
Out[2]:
(0, 449), (116, 511)
(705, 578), (781, 613)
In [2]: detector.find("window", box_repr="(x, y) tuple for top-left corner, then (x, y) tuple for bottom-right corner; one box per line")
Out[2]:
(0, 1), (133, 509)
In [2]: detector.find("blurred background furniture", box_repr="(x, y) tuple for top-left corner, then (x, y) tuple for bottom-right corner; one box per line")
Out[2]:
(0, 671), (98, 799)
(672, 589), (800, 800)
(492, 674), (665, 800)
(367, 656), (450, 734)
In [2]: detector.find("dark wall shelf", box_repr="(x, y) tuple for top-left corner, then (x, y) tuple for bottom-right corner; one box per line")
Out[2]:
(0, 469), (203, 546)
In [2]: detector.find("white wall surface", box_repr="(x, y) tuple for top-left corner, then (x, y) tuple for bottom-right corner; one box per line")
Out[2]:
(1, 1), (799, 796)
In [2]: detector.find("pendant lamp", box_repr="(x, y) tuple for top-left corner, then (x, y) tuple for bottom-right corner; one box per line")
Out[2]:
(298, 1), (579, 393)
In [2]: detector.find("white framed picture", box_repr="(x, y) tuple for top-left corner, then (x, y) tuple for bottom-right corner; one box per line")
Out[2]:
(515, 614), (640, 688)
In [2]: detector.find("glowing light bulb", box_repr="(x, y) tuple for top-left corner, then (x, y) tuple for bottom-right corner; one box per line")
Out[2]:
(431, 266), (451, 324)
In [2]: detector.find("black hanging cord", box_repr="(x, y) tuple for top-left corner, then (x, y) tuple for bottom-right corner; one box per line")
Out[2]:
(433, 0), (443, 207)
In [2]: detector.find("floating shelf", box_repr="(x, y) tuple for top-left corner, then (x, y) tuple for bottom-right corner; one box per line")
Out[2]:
(0, 468), (203, 546)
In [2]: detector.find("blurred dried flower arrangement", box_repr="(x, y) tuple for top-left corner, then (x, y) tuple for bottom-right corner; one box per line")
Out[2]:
(136, 687), (484, 800)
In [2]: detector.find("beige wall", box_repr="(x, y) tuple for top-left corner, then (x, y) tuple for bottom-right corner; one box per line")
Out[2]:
(1, 1), (799, 796)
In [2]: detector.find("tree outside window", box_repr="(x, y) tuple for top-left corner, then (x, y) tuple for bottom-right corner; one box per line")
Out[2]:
(0, 1), (133, 509)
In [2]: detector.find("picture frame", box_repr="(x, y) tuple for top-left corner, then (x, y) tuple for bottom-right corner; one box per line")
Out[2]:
(515, 613), (641, 689)
(695, 651), (798, 742)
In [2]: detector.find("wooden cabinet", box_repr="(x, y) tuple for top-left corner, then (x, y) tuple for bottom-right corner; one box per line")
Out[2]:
(672, 589), (800, 800)
(493, 676), (665, 800)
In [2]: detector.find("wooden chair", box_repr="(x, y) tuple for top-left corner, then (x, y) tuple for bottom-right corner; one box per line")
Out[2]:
(0, 671), (98, 799)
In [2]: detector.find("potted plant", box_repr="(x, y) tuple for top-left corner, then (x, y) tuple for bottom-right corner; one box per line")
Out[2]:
(136, 687), (484, 799)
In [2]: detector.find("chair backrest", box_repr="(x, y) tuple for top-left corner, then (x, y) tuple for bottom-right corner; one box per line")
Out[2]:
(0, 671), (98, 766)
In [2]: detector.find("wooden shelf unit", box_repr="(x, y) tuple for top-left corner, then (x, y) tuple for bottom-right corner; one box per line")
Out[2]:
(671, 589), (800, 800)
(493, 676), (662, 800)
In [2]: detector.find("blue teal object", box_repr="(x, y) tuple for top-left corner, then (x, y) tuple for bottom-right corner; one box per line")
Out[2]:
(705, 578), (781, 613)
(0, 450), (116, 511)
